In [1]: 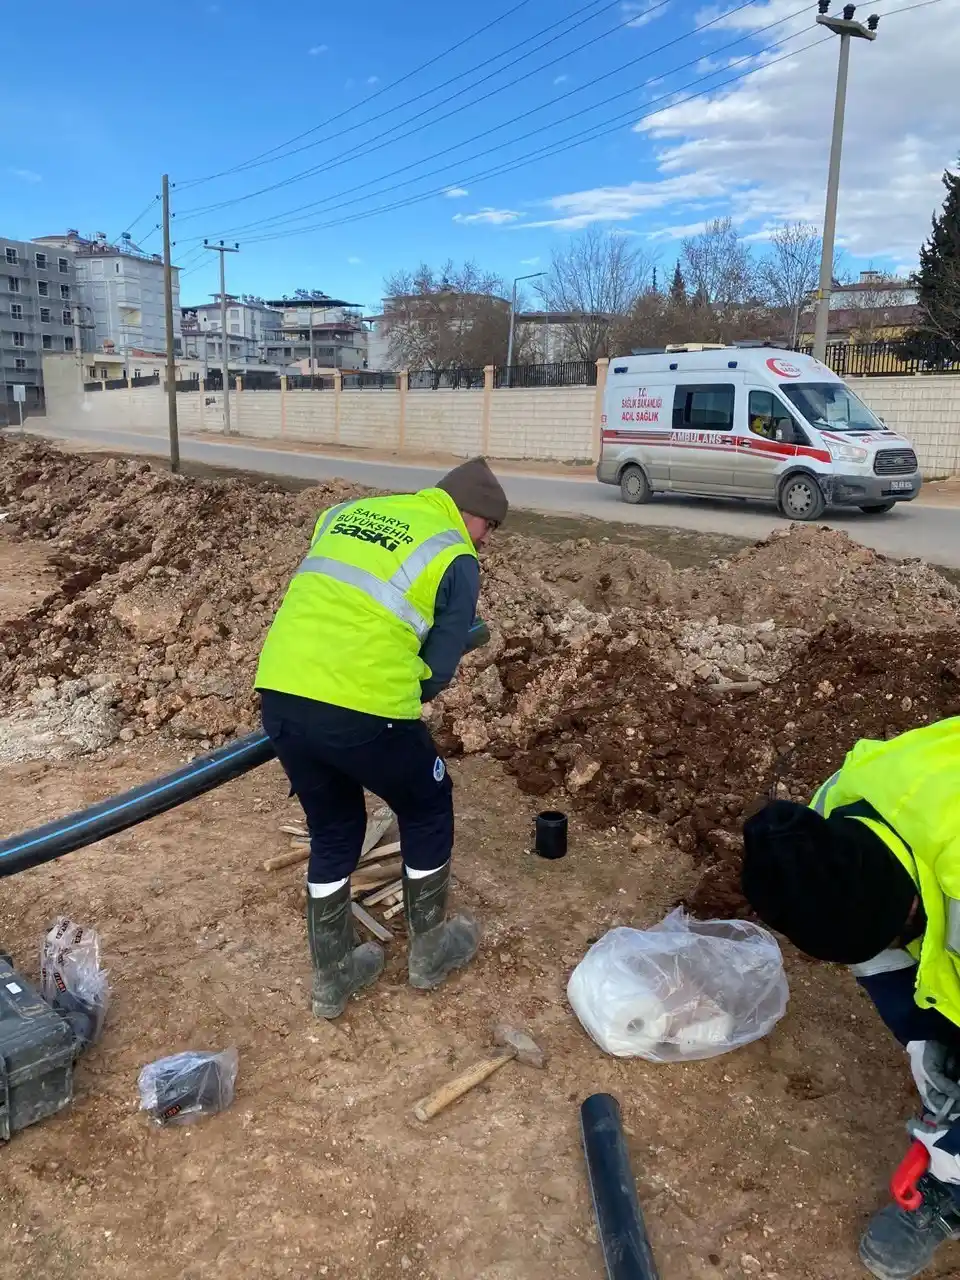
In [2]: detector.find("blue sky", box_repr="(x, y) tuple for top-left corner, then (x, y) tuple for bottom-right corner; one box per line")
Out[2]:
(1, 0), (958, 311)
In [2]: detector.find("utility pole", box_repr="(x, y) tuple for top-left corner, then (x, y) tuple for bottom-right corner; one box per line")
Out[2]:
(811, 3), (879, 362)
(506, 271), (546, 386)
(161, 174), (180, 473)
(204, 240), (240, 433)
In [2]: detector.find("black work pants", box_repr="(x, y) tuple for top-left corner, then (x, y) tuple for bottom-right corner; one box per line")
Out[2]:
(260, 690), (454, 884)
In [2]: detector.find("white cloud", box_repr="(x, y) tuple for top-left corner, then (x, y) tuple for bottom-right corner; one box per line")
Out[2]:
(367, 75), (380, 86)
(443, 186), (469, 198)
(538, 4), (960, 263)
(623, 0), (669, 29)
(453, 207), (523, 226)
(520, 256), (541, 266)
(347, 256), (362, 265)
(554, 74), (569, 85)
(526, 173), (732, 230)
(8, 168), (41, 184)
(308, 44), (328, 55)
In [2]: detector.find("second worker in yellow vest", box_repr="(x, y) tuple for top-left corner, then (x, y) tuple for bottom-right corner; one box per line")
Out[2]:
(741, 717), (960, 1280)
(256, 457), (508, 1020)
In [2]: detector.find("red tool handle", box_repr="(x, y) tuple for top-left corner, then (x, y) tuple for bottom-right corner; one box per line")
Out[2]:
(891, 1140), (930, 1211)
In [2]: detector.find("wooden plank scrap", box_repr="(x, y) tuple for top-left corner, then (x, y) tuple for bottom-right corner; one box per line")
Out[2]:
(361, 878), (404, 908)
(351, 902), (393, 943)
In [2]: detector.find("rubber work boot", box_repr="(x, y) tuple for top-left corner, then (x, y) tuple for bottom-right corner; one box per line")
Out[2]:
(307, 882), (384, 1019)
(403, 863), (481, 990)
(860, 1177), (960, 1279)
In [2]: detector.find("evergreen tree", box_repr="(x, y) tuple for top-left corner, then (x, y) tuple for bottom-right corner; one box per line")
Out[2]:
(904, 163), (960, 360)
(669, 260), (686, 305)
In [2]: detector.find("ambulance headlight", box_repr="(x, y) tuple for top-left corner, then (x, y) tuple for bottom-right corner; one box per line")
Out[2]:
(825, 441), (868, 464)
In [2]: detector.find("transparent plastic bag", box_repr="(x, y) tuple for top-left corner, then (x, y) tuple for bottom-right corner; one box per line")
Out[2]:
(138, 1048), (239, 1126)
(567, 909), (789, 1062)
(40, 917), (111, 1048)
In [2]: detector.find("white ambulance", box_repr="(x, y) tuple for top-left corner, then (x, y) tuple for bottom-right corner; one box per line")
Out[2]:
(596, 345), (921, 519)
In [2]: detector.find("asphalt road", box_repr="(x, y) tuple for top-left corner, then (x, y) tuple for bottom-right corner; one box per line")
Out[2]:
(23, 420), (960, 568)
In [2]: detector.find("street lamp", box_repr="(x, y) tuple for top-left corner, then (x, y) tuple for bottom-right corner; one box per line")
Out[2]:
(506, 271), (547, 383)
(811, 2), (879, 361)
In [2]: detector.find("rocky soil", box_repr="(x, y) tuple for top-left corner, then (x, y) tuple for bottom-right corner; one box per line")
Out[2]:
(2, 437), (960, 914)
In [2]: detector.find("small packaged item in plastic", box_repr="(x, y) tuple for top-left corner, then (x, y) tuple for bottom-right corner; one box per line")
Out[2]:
(567, 908), (788, 1062)
(138, 1048), (239, 1126)
(40, 917), (111, 1050)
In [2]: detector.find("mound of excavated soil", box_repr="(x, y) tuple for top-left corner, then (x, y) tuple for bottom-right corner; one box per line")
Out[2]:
(2, 438), (960, 911)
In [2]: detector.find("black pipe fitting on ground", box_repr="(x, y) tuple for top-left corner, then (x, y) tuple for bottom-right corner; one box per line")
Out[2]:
(580, 1093), (660, 1280)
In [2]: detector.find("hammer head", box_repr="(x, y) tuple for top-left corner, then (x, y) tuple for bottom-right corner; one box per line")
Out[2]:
(493, 1022), (546, 1068)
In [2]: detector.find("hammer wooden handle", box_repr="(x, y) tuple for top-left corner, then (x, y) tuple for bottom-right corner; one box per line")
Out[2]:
(413, 1047), (517, 1121)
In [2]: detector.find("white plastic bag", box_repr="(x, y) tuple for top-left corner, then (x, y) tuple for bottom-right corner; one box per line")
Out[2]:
(138, 1048), (239, 1126)
(40, 917), (111, 1046)
(567, 909), (788, 1061)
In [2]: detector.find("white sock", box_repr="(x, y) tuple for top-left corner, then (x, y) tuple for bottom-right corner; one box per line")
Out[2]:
(307, 878), (348, 898)
(404, 862), (449, 880)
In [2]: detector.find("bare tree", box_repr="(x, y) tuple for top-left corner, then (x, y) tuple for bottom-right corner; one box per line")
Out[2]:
(759, 222), (822, 347)
(681, 217), (756, 311)
(539, 229), (655, 361)
(382, 260), (511, 371)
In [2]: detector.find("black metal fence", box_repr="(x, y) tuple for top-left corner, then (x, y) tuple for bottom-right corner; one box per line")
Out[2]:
(83, 381), (103, 392)
(105, 378), (127, 390)
(804, 340), (960, 377)
(0, 386), (45, 426)
(342, 371), (398, 390)
(240, 371), (282, 391)
(287, 373), (334, 390)
(494, 359), (598, 388)
(132, 374), (160, 387)
(408, 367), (485, 390)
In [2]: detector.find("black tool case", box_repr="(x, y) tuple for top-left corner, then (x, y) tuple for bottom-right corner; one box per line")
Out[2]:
(0, 955), (76, 1139)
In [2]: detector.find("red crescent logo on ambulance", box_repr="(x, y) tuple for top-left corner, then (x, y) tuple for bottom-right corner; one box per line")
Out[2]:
(766, 357), (802, 378)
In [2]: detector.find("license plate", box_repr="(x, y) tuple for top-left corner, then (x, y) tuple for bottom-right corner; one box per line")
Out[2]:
(890, 479), (913, 491)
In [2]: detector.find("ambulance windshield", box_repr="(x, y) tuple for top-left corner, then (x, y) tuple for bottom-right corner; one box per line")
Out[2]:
(782, 383), (885, 434)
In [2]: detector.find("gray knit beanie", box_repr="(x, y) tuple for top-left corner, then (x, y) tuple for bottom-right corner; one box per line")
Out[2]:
(437, 457), (508, 525)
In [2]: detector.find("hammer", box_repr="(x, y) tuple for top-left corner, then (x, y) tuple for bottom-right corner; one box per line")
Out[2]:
(412, 1022), (546, 1122)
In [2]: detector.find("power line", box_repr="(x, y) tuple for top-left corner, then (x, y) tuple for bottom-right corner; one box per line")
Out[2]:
(176, 0), (545, 189)
(175, 0), (757, 230)
(186, 1), (803, 246)
(115, 195), (160, 241)
(240, 29), (832, 247)
(207, 0), (933, 247)
(176, 0), (650, 219)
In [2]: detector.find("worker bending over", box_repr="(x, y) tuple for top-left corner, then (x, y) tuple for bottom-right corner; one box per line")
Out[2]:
(741, 717), (960, 1280)
(255, 458), (507, 1019)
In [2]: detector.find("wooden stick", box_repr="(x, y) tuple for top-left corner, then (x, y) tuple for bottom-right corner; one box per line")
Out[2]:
(279, 823), (308, 837)
(351, 902), (393, 943)
(413, 1048), (517, 1122)
(358, 838), (401, 865)
(362, 877), (404, 907)
(263, 846), (310, 873)
(383, 899), (405, 921)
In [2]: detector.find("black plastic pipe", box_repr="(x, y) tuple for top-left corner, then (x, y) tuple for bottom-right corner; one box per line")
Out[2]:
(0, 731), (276, 879)
(580, 1093), (660, 1280)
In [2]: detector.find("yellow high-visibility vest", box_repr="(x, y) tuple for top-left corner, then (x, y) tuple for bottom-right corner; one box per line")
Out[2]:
(811, 718), (960, 1024)
(255, 487), (477, 719)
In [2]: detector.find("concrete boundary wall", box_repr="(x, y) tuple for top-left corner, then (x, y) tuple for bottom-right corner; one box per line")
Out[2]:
(39, 355), (960, 476)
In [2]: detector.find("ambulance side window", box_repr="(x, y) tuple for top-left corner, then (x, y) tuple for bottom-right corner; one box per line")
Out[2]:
(749, 390), (809, 445)
(672, 384), (735, 431)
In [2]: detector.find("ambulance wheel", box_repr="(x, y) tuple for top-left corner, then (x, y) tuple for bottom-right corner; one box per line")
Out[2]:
(619, 465), (652, 505)
(859, 501), (895, 514)
(779, 473), (825, 521)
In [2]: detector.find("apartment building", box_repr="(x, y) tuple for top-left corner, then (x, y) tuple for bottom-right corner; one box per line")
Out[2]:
(1, 235), (77, 408)
(263, 294), (367, 370)
(33, 230), (179, 362)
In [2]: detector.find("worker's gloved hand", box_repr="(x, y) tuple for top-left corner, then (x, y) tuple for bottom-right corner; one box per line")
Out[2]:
(908, 1041), (960, 1121)
(465, 619), (490, 652)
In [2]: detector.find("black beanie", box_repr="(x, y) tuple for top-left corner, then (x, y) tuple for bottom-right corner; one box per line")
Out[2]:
(741, 800), (917, 965)
(437, 457), (509, 525)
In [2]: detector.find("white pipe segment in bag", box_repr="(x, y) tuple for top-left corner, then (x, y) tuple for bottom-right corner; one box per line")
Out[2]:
(567, 909), (789, 1061)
